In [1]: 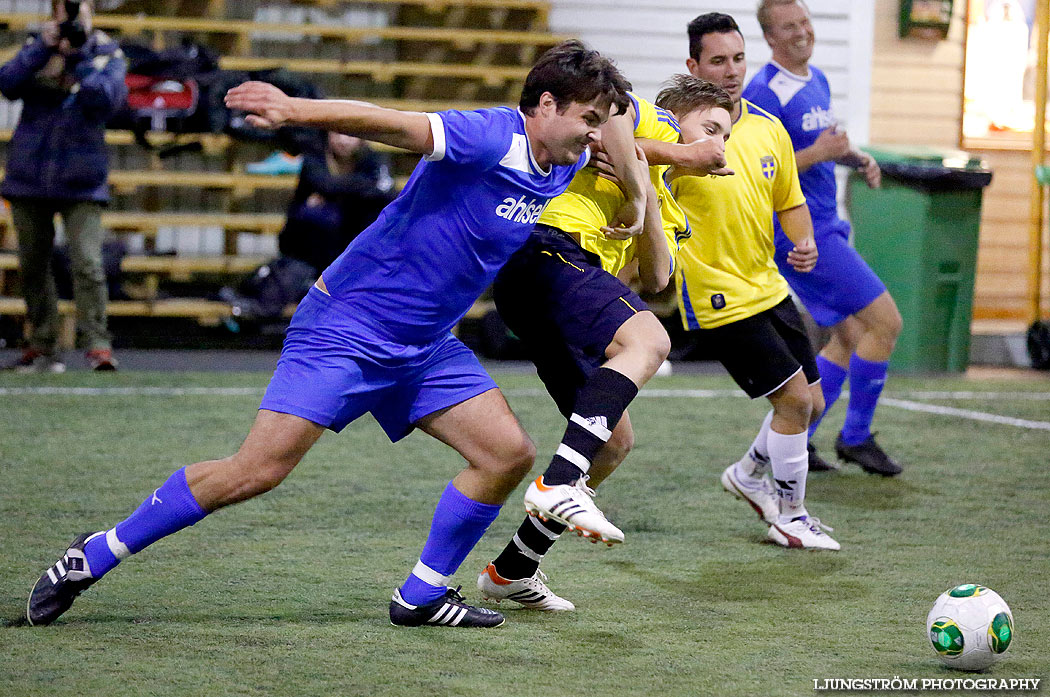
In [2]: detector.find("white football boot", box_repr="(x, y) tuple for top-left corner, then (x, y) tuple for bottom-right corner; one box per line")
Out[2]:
(477, 563), (575, 611)
(767, 516), (841, 551)
(720, 463), (779, 524)
(523, 475), (624, 545)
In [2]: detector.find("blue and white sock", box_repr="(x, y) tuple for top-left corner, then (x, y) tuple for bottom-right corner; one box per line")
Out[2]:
(840, 355), (889, 446)
(399, 481), (502, 606)
(83, 467), (208, 578)
(809, 355), (848, 438)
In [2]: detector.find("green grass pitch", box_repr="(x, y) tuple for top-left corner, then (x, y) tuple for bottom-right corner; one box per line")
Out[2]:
(2, 370), (1048, 696)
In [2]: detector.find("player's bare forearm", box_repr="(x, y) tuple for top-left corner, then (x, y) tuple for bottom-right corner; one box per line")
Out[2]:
(637, 137), (731, 177)
(634, 183), (671, 293)
(225, 82), (434, 154)
(287, 98), (434, 153)
(600, 108), (647, 240)
(778, 203), (818, 273)
(836, 149), (867, 169)
(838, 150), (882, 189)
(799, 127), (851, 172)
(795, 144), (823, 172)
(601, 104), (646, 202)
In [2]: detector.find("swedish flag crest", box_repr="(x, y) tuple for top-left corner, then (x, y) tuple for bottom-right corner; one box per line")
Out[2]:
(760, 155), (775, 179)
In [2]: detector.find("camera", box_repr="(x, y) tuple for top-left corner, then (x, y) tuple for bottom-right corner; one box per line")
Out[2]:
(58, 0), (88, 49)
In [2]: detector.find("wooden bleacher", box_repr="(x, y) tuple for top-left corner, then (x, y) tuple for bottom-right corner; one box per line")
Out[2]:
(0, 1), (557, 345)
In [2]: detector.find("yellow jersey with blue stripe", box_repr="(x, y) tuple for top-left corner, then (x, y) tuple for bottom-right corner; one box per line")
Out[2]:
(538, 93), (690, 277)
(673, 99), (806, 329)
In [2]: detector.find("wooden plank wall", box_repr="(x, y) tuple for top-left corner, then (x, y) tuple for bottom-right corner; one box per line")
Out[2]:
(869, 0), (1047, 324)
(548, 0), (859, 122)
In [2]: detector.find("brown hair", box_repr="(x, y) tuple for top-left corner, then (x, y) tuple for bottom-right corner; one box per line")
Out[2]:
(519, 40), (631, 117)
(654, 74), (733, 121)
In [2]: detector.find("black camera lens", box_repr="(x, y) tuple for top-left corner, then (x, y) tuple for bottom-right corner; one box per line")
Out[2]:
(58, 0), (87, 48)
(58, 19), (87, 48)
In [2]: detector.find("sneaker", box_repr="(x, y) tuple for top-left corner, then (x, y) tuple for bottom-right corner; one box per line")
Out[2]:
(767, 516), (841, 550)
(720, 463), (779, 524)
(523, 475), (624, 545)
(477, 563), (575, 611)
(86, 349), (118, 372)
(8, 349), (65, 374)
(835, 433), (902, 476)
(389, 586), (505, 628)
(26, 532), (100, 626)
(807, 442), (839, 472)
(244, 150), (303, 175)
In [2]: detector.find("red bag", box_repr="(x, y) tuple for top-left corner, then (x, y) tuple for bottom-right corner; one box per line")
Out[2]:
(124, 73), (199, 131)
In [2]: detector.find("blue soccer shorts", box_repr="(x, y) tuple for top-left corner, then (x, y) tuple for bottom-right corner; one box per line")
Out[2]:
(261, 288), (497, 441)
(775, 223), (887, 328)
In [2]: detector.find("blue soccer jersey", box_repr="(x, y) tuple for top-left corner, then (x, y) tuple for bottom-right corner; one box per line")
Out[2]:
(321, 107), (589, 344)
(743, 62), (844, 235)
(744, 63), (887, 328)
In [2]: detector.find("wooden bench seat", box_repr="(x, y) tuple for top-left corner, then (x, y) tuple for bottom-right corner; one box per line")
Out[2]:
(0, 13), (571, 49)
(282, 0), (550, 12)
(0, 292), (496, 349)
(0, 212), (287, 235)
(0, 295), (237, 318)
(217, 56), (530, 85)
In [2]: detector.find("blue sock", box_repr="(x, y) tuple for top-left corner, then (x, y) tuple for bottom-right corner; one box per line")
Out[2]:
(809, 355), (848, 438)
(399, 481), (502, 606)
(83, 467), (208, 578)
(840, 355), (889, 446)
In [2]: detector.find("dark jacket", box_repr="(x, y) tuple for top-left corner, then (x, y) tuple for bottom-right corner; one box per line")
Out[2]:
(278, 146), (395, 272)
(0, 31), (127, 202)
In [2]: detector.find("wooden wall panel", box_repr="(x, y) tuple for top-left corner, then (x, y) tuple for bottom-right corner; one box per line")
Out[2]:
(869, 0), (1045, 323)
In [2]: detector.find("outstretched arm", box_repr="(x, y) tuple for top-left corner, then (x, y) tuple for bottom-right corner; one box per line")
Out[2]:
(225, 81), (434, 155)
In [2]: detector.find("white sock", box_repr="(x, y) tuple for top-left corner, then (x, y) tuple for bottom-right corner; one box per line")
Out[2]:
(735, 410), (774, 479)
(766, 428), (809, 523)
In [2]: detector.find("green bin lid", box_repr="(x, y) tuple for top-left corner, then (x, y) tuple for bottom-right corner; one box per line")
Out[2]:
(861, 145), (987, 171)
(860, 145), (992, 189)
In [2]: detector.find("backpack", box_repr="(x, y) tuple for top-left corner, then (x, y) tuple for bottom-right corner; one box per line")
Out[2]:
(219, 257), (317, 321)
(1027, 321), (1050, 370)
(109, 40), (225, 152)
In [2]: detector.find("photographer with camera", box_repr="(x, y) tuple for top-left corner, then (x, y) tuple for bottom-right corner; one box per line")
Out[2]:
(0, 0), (126, 372)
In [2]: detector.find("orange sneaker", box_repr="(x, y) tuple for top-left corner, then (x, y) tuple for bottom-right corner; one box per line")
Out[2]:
(85, 349), (118, 371)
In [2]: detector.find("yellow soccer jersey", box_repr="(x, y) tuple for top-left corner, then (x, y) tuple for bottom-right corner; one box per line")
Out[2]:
(538, 93), (690, 277)
(674, 99), (806, 329)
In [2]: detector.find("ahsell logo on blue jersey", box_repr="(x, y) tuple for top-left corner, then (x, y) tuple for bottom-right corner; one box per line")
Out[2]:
(760, 156), (775, 180)
(801, 105), (835, 132)
(496, 195), (548, 224)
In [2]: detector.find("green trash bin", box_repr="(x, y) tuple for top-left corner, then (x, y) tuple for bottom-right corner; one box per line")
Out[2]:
(847, 145), (993, 373)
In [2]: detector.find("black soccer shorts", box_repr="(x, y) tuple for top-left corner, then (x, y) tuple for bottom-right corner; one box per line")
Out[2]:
(694, 296), (820, 399)
(493, 224), (648, 416)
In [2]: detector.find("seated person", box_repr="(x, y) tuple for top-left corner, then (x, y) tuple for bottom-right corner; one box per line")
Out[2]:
(224, 131), (395, 319)
(279, 131), (396, 273)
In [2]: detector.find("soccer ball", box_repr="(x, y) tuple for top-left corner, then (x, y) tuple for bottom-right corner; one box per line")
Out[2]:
(926, 584), (1014, 671)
